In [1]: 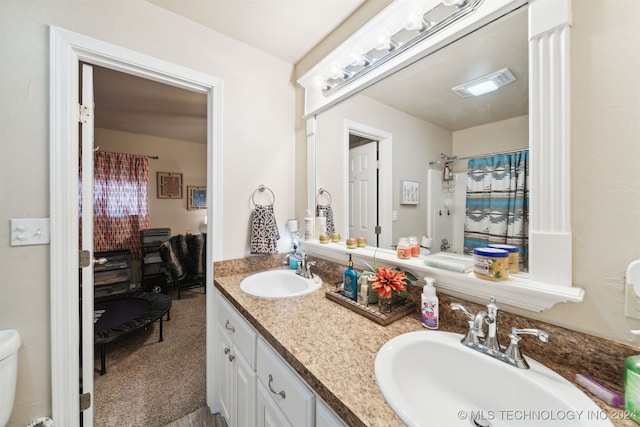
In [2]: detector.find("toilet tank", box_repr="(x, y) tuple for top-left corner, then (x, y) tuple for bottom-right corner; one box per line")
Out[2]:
(0, 329), (21, 427)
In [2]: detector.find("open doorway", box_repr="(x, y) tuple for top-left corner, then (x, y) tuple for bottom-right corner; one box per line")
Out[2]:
(50, 27), (222, 427)
(89, 65), (208, 426)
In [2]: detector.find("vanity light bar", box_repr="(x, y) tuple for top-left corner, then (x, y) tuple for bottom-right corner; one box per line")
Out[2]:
(451, 68), (516, 97)
(318, 0), (484, 97)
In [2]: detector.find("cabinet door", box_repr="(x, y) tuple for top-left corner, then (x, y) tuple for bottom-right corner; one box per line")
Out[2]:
(256, 381), (292, 427)
(235, 350), (256, 427)
(218, 325), (234, 425)
(316, 398), (348, 427)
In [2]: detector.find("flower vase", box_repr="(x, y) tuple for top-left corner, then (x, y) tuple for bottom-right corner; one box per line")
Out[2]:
(378, 294), (392, 314)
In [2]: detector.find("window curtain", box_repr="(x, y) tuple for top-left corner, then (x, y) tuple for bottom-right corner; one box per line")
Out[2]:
(93, 152), (149, 260)
(463, 151), (529, 270)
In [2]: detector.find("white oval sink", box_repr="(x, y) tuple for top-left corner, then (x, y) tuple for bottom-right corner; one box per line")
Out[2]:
(375, 331), (613, 427)
(240, 269), (322, 299)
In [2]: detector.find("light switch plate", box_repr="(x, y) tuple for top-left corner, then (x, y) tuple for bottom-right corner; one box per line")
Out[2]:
(10, 218), (51, 246)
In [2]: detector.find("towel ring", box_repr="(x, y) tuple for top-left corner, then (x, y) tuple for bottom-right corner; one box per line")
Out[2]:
(252, 185), (275, 206)
(316, 188), (332, 205)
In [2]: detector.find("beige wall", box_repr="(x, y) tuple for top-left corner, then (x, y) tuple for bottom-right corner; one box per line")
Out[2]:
(306, 0), (640, 347)
(97, 128), (208, 236)
(0, 1), (296, 425)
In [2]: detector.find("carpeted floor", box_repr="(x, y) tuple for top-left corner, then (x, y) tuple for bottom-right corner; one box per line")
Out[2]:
(94, 289), (207, 427)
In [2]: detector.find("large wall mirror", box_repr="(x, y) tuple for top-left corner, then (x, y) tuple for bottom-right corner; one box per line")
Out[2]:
(315, 5), (528, 266)
(301, 0), (579, 311)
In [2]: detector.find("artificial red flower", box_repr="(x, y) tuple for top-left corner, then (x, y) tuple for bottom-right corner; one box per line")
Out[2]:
(370, 267), (407, 299)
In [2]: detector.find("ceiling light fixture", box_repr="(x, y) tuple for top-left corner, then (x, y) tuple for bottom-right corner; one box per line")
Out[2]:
(451, 68), (516, 97)
(312, 0), (483, 97)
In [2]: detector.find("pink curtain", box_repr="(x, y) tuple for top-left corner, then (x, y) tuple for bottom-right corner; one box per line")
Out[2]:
(93, 152), (149, 259)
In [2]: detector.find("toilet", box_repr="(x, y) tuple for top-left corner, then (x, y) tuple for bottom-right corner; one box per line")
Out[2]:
(0, 329), (21, 427)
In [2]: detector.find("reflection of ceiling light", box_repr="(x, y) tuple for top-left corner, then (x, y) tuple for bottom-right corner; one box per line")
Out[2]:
(451, 68), (516, 97)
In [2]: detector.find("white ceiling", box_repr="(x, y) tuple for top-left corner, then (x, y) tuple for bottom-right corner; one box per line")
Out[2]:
(95, 1), (528, 143)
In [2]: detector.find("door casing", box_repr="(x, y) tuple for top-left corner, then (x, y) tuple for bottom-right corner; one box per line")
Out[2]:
(49, 26), (223, 426)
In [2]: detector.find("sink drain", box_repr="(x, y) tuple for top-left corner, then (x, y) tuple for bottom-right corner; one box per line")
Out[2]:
(471, 414), (492, 427)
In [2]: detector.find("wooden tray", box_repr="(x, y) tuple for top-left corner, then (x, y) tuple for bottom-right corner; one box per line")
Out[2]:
(325, 288), (415, 326)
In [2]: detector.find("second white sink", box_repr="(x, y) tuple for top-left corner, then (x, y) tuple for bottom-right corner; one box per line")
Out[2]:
(240, 269), (321, 299)
(375, 331), (613, 427)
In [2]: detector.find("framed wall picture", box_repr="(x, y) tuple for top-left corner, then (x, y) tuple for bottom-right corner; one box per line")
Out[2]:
(157, 172), (183, 198)
(187, 186), (207, 210)
(401, 180), (419, 205)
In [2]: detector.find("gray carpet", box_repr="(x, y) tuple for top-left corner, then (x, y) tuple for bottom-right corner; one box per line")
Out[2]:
(94, 289), (207, 427)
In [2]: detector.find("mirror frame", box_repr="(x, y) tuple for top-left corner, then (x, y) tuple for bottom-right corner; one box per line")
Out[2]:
(298, 0), (581, 311)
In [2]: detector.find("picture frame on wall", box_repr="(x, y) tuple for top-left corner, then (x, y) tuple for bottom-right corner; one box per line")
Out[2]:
(157, 172), (183, 198)
(187, 186), (207, 210)
(401, 180), (419, 205)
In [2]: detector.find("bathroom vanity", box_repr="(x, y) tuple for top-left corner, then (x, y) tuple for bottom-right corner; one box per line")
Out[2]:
(214, 257), (637, 427)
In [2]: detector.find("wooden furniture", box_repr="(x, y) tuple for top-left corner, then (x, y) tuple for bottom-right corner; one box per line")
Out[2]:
(94, 250), (132, 300)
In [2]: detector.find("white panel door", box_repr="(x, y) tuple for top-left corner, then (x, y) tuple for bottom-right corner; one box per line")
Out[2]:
(348, 142), (378, 245)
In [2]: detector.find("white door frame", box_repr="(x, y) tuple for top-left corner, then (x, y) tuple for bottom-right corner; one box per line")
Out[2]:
(49, 26), (223, 426)
(344, 120), (392, 249)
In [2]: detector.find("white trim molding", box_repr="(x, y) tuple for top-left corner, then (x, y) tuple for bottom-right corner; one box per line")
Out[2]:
(304, 241), (583, 312)
(49, 26), (223, 426)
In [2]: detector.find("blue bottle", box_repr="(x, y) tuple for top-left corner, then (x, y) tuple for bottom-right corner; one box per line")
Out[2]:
(343, 254), (358, 301)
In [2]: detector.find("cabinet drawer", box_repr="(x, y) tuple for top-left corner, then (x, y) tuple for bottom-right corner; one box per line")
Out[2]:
(95, 282), (130, 298)
(257, 338), (314, 427)
(218, 296), (256, 368)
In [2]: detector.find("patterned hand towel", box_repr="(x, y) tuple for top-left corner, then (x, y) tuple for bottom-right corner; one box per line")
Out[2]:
(250, 204), (280, 254)
(316, 204), (335, 235)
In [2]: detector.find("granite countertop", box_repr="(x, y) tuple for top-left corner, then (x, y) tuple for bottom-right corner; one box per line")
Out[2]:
(214, 263), (636, 427)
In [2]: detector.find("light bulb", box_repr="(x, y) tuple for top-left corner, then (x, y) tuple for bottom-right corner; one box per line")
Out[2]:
(404, 9), (425, 31)
(374, 29), (392, 50)
(329, 62), (344, 79)
(312, 76), (328, 90)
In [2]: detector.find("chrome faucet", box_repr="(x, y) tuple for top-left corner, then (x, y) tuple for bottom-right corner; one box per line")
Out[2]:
(440, 238), (451, 252)
(297, 253), (315, 279)
(451, 297), (548, 369)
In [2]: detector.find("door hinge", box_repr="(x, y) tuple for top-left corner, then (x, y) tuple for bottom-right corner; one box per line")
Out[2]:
(375, 160), (381, 169)
(79, 250), (91, 268)
(375, 225), (381, 235)
(80, 392), (91, 411)
(78, 104), (91, 124)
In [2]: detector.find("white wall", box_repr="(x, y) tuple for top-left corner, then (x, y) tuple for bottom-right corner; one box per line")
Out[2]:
(0, 1), (296, 425)
(316, 94), (452, 246)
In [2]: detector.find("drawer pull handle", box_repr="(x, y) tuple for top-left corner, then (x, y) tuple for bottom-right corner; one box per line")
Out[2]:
(268, 374), (286, 399)
(224, 347), (230, 355)
(225, 320), (235, 333)
(228, 354), (235, 362)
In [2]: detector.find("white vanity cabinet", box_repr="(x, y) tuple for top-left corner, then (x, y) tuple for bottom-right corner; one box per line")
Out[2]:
(316, 398), (348, 427)
(217, 295), (257, 427)
(256, 337), (315, 426)
(216, 290), (346, 427)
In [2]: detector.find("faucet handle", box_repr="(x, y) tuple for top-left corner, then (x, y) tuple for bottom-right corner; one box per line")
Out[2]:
(451, 303), (474, 321)
(503, 327), (549, 369)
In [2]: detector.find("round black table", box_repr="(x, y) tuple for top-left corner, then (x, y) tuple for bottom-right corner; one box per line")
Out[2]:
(94, 292), (172, 375)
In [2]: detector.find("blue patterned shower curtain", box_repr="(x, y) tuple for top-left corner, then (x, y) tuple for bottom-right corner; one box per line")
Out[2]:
(463, 151), (529, 270)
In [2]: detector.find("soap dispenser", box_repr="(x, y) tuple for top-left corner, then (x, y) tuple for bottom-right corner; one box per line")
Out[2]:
(343, 254), (358, 301)
(421, 277), (439, 329)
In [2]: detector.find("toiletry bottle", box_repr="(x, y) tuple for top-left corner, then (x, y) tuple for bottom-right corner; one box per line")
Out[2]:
(625, 355), (640, 424)
(359, 275), (369, 306)
(343, 254), (358, 301)
(304, 210), (314, 240)
(421, 277), (439, 329)
(316, 210), (327, 237)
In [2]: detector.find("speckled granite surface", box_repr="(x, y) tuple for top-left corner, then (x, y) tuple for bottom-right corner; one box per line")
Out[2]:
(214, 255), (639, 427)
